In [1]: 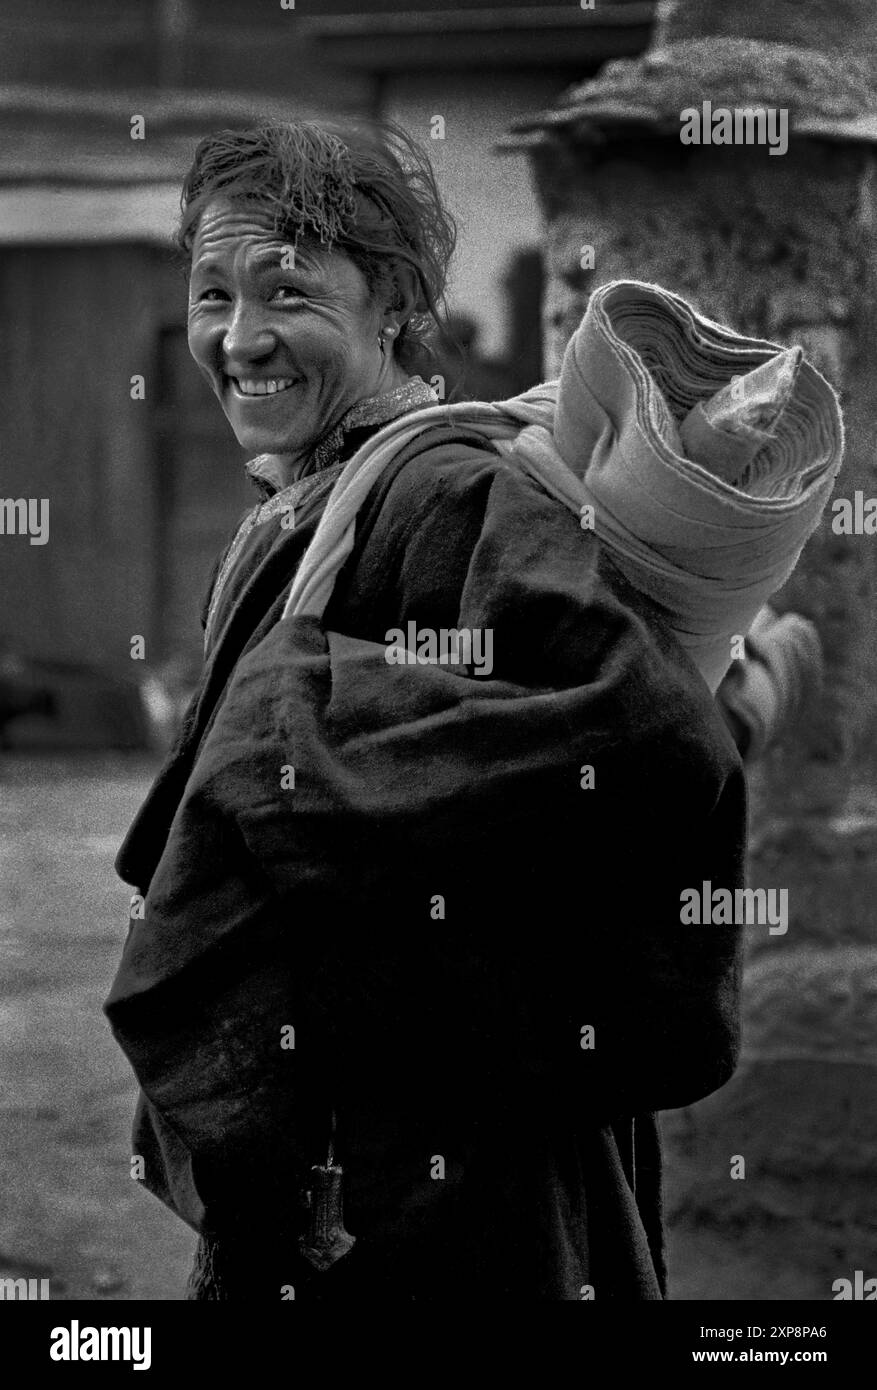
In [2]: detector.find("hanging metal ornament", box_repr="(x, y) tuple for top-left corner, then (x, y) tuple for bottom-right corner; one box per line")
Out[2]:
(298, 1110), (356, 1272)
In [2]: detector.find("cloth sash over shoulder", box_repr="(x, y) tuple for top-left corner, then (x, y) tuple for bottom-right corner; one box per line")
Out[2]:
(281, 280), (843, 694)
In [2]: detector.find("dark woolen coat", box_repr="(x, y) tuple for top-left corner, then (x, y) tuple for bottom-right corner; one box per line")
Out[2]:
(105, 423), (746, 1301)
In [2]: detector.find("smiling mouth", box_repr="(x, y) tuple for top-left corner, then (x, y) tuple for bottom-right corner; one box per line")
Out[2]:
(229, 377), (299, 397)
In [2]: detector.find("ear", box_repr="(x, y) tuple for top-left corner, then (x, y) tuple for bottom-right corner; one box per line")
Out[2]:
(380, 263), (420, 337)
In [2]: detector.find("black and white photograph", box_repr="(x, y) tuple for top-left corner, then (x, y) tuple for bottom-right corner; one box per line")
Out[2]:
(1, 0), (875, 1360)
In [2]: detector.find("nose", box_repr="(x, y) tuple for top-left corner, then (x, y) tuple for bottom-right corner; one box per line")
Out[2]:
(221, 299), (276, 368)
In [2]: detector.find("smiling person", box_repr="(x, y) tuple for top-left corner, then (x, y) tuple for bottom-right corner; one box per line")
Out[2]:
(188, 174), (416, 468)
(193, 212), (411, 452)
(105, 120), (747, 1302)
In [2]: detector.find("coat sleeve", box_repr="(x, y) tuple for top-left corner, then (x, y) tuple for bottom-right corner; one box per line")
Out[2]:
(105, 440), (746, 1224)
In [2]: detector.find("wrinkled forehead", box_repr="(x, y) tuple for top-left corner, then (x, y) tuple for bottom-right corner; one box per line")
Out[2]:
(189, 197), (332, 272)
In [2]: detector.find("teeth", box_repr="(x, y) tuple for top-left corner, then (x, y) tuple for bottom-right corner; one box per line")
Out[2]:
(235, 378), (296, 396)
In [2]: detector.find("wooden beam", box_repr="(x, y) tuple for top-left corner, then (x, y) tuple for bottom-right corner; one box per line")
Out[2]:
(302, 4), (655, 70)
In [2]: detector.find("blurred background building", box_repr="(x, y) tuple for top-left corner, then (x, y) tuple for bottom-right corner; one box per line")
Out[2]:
(0, 0), (656, 742)
(508, 0), (877, 1302)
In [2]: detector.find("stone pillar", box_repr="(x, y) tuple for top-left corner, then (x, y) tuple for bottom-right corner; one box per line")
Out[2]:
(517, 2), (877, 1299)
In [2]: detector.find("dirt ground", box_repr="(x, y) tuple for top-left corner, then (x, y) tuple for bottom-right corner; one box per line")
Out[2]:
(0, 753), (195, 1300)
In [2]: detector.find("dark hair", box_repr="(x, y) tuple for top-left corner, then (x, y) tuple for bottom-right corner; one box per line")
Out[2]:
(177, 118), (457, 369)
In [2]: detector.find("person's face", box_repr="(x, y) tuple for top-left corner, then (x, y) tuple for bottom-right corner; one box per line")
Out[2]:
(187, 199), (391, 456)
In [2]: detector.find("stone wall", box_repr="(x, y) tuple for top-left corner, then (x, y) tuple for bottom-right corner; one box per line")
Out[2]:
(529, 132), (877, 1298)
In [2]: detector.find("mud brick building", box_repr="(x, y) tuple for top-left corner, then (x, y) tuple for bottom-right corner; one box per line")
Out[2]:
(511, 0), (877, 1299)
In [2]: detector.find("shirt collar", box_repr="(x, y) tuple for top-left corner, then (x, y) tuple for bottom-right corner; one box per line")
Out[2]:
(245, 375), (437, 500)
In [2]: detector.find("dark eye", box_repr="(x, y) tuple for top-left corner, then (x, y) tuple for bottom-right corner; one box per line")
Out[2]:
(198, 287), (228, 303)
(271, 285), (305, 302)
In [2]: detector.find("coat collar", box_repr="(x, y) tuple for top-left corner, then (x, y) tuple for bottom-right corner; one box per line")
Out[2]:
(244, 376), (437, 501)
